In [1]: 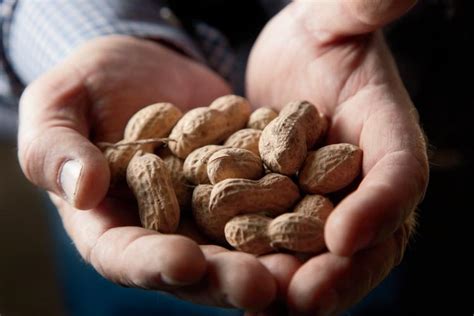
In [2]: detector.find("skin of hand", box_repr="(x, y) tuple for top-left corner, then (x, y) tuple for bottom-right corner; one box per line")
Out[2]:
(17, 35), (277, 311)
(245, 0), (429, 315)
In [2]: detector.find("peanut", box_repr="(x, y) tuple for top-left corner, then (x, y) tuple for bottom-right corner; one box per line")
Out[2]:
(104, 141), (154, 184)
(247, 107), (278, 130)
(124, 102), (182, 140)
(104, 102), (181, 184)
(224, 215), (273, 255)
(223, 195), (333, 255)
(126, 151), (180, 233)
(224, 128), (262, 156)
(293, 194), (334, 220)
(268, 213), (325, 253)
(197, 173), (300, 241)
(160, 151), (193, 210)
(209, 95), (252, 132)
(265, 195), (333, 253)
(183, 145), (225, 185)
(259, 100), (327, 175)
(299, 143), (362, 194)
(168, 95), (251, 158)
(103, 95), (365, 257)
(191, 184), (214, 238)
(207, 148), (264, 184)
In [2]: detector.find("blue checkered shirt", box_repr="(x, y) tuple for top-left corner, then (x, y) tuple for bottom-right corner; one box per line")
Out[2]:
(1, 0), (275, 139)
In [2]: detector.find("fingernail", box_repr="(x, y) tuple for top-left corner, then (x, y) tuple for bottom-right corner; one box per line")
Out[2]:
(59, 160), (82, 204)
(161, 273), (191, 286)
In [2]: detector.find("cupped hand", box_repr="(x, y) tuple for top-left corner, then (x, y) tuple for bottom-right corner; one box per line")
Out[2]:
(18, 36), (276, 311)
(246, 0), (429, 314)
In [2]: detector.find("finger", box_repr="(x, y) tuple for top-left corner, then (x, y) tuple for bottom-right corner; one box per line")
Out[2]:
(55, 192), (275, 310)
(174, 249), (278, 311)
(325, 84), (428, 256)
(288, 223), (410, 315)
(18, 63), (109, 210)
(290, 0), (416, 41)
(259, 253), (302, 299)
(243, 254), (301, 316)
(51, 194), (207, 288)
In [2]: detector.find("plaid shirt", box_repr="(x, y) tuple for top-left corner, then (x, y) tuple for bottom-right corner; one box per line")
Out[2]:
(0, 0), (285, 139)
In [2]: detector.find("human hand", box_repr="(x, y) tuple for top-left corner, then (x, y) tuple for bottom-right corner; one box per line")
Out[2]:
(246, 0), (429, 314)
(18, 36), (277, 311)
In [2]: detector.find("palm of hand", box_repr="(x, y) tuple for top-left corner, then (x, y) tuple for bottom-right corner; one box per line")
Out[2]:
(245, 3), (428, 314)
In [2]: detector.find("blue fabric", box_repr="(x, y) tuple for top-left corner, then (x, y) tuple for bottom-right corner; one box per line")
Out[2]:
(0, 1), (239, 138)
(4, 0), (204, 84)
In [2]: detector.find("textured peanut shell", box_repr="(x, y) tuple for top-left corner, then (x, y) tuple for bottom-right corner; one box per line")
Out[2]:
(209, 94), (251, 137)
(224, 128), (262, 156)
(293, 194), (334, 221)
(124, 102), (182, 140)
(191, 184), (215, 239)
(203, 173), (300, 241)
(268, 213), (325, 253)
(299, 143), (363, 194)
(161, 153), (192, 210)
(247, 107), (278, 130)
(126, 152), (180, 233)
(259, 100), (327, 175)
(225, 214), (273, 255)
(168, 107), (228, 158)
(207, 148), (264, 184)
(169, 95), (251, 158)
(183, 145), (225, 185)
(104, 140), (153, 184)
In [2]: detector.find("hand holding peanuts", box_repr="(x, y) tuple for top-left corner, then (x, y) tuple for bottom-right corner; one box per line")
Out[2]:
(245, 0), (428, 314)
(17, 1), (430, 314)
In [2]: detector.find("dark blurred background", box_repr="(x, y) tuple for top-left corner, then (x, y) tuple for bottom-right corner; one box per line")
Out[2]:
(385, 1), (473, 314)
(1, 0), (472, 315)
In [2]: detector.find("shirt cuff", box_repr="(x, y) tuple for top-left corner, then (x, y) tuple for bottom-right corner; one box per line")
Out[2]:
(2, 0), (205, 84)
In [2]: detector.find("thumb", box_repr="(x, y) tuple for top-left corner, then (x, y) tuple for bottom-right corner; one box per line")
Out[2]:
(18, 63), (109, 210)
(292, 0), (416, 38)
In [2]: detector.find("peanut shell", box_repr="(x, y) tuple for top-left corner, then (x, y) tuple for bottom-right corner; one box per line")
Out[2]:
(247, 107), (278, 130)
(293, 194), (334, 221)
(126, 152), (180, 233)
(201, 173), (300, 241)
(183, 145), (225, 185)
(169, 95), (251, 158)
(207, 148), (264, 184)
(124, 102), (182, 140)
(225, 214), (273, 255)
(268, 213), (325, 253)
(299, 143), (362, 194)
(259, 100), (327, 175)
(224, 128), (262, 156)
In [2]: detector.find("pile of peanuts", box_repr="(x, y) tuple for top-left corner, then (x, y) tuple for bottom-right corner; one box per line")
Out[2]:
(102, 95), (362, 255)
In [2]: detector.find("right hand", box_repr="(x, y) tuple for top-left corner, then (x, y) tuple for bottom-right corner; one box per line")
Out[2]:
(18, 35), (277, 311)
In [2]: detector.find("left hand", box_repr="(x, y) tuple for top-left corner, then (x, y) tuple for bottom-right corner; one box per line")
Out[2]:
(245, 0), (428, 314)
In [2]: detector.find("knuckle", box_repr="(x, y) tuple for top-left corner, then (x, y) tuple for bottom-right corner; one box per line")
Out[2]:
(17, 134), (42, 185)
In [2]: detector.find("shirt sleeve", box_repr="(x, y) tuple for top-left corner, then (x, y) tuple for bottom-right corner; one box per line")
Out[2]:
(2, 0), (204, 85)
